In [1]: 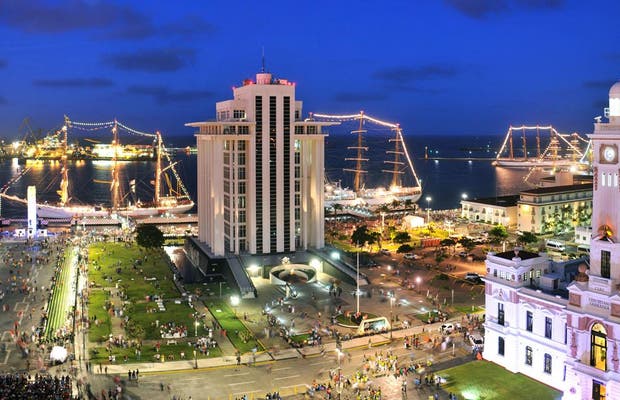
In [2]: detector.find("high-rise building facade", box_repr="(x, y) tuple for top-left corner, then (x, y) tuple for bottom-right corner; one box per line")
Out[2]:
(483, 82), (620, 400)
(187, 71), (334, 256)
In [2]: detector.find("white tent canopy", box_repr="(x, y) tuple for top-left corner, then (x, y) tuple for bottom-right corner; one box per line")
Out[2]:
(49, 346), (68, 363)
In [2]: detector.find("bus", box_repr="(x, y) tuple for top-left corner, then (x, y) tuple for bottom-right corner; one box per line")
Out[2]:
(546, 240), (565, 252)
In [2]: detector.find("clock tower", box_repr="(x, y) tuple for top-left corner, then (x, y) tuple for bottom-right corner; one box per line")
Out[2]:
(564, 82), (620, 400)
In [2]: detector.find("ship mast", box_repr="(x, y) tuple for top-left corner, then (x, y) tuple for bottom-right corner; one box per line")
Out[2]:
(58, 118), (69, 206)
(344, 112), (368, 192)
(154, 131), (162, 206)
(383, 125), (405, 188)
(111, 120), (120, 210)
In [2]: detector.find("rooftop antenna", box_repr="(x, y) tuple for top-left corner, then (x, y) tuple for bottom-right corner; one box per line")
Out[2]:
(261, 46), (266, 72)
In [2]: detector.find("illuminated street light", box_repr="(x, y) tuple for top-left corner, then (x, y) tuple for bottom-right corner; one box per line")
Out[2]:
(461, 193), (468, 200)
(389, 295), (395, 340)
(426, 196), (432, 224)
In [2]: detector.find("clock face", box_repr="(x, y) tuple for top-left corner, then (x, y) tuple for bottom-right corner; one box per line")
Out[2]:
(603, 145), (617, 162)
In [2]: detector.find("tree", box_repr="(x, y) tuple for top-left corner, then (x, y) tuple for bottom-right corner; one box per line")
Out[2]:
(397, 244), (414, 253)
(333, 203), (343, 217)
(391, 199), (401, 210)
(393, 231), (411, 244)
(517, 231), (538, 247)
(351, 225), (372, 248)
(458, 237), (476, 252)
(369, 231), (382, 252)
(136, 225), (165, 249)
(488, 225), (508, 248)
(440, 238), (457, 254)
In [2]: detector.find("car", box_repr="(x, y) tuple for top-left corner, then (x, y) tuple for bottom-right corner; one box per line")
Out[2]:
(465, 272), (483, 283)
(403, 253), (420, 260)
(379, 249), (391, 256)
(469, 332), (484, 351)
(458, 251), (469, 258)
(440, 323), (454, 335)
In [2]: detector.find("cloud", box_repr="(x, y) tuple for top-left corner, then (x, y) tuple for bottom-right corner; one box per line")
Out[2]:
(373, 65), (458, 84)
(583, 80), (615, 89)
(127, 85), (214, 104)
(103, 48), (196, 72)
(333, 91), (388, 103)
(444, 0), (508, 18)
(161, 15), (217, 37)
(33, 77), (114, 88)
(0, 59), (7, 69)
(0, 0), (143, 33)
(0, 2), (216, 41)
(444, 0), (564, 18)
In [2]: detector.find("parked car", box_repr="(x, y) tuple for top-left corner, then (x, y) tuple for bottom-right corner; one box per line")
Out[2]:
(458, 251), (469, 258)
(379, 249), (391, 256)
(469, 332), (484, 351)
(465, 272), (483, 283)
(403, 253), (420, 260)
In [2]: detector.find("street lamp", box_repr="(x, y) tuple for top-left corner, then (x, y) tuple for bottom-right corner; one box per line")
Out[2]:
(194, 319), (200, 337)
(380, 212), (386, 233)
(415, 276), (421, 294)
(389, 295), (395, 340)
(425, 196), (432, 224)
(193, 349), (197, 369)
(461, 193), (468, 200)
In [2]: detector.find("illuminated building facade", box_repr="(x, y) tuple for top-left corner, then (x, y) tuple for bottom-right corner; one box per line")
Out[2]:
(187, 71), (334, 256)
(484, 82), (620, 400)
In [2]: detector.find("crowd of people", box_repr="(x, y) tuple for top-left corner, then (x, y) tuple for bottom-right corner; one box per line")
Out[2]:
(0, 373), (73, 399)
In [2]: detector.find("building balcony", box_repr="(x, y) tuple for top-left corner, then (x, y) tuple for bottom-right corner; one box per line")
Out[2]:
(569, 358), (612, 381)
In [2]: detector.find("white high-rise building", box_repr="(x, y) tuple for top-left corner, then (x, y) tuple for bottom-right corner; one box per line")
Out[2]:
(483, 82), (620, 400)
(187, 71), (335, 256)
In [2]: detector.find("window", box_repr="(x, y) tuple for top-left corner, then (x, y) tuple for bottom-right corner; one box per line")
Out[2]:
(498, 303), (505, 326)
(545, 317), (552, 339)
(601, 250), (611, 278)
(525, 346), (532, 365)
(498, 337), (505, 356)
(544, 353), (552, 374)
(591, 323), (607, 371)
(526, 311), (533, 332)
(593, 380), (607, 400)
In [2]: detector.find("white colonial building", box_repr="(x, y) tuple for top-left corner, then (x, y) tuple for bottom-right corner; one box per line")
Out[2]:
(484, 82), (620, 400)
(187, 71), (335, 256)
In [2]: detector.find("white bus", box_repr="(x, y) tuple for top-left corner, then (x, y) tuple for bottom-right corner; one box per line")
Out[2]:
(546, 240), (565, 252)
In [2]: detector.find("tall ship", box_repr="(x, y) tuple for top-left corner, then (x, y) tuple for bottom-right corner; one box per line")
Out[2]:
(0, 117), (193, 219)
(315, 112), (422, 208)
(493, 125), (591, 169)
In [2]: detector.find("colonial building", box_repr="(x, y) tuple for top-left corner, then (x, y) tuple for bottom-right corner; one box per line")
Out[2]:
(187, 71), (335, 256)
(517, 183), (592, 234)
(460, 195), (519, 227)
(484, 82), (620, 400)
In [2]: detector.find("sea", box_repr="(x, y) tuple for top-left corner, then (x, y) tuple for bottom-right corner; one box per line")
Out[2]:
(0, 133), (538, 218)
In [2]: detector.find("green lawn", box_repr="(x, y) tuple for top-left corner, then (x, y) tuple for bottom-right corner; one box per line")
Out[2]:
(45, 247), (75, 340)
(89, 342), (222, 364)
(206, 299), (264, 353)
(88, 290), (112, 343)
(440, 361), (561, 400)
(87, 242), (178, 301)
(128, 301), (199, 341)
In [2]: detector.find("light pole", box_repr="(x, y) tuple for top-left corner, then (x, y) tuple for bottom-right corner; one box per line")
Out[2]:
(415, 276), (421, 294)
(193, 349), (197, 369)
(194, 319), (199, 337)
(425, 196), (432, 224)
(380, 212), (386, 233)
(389, 295), (395, 340)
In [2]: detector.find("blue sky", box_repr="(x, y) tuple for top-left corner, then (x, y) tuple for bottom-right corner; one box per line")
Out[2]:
(0, 0), (619, 138)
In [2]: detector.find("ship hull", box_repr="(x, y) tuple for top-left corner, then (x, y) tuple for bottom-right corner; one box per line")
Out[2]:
(1, 194), (193, 219)
(492, 158), (586, 169)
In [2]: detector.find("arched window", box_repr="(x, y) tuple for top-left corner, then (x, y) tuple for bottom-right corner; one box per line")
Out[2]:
(498, 337), (505, 356)
(591, 323), (607, 371)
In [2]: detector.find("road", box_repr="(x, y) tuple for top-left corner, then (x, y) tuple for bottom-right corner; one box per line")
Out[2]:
(85, 333), (472, 400)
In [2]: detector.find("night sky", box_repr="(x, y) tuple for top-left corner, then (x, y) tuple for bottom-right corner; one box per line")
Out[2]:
(1, 0), (619, 139)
